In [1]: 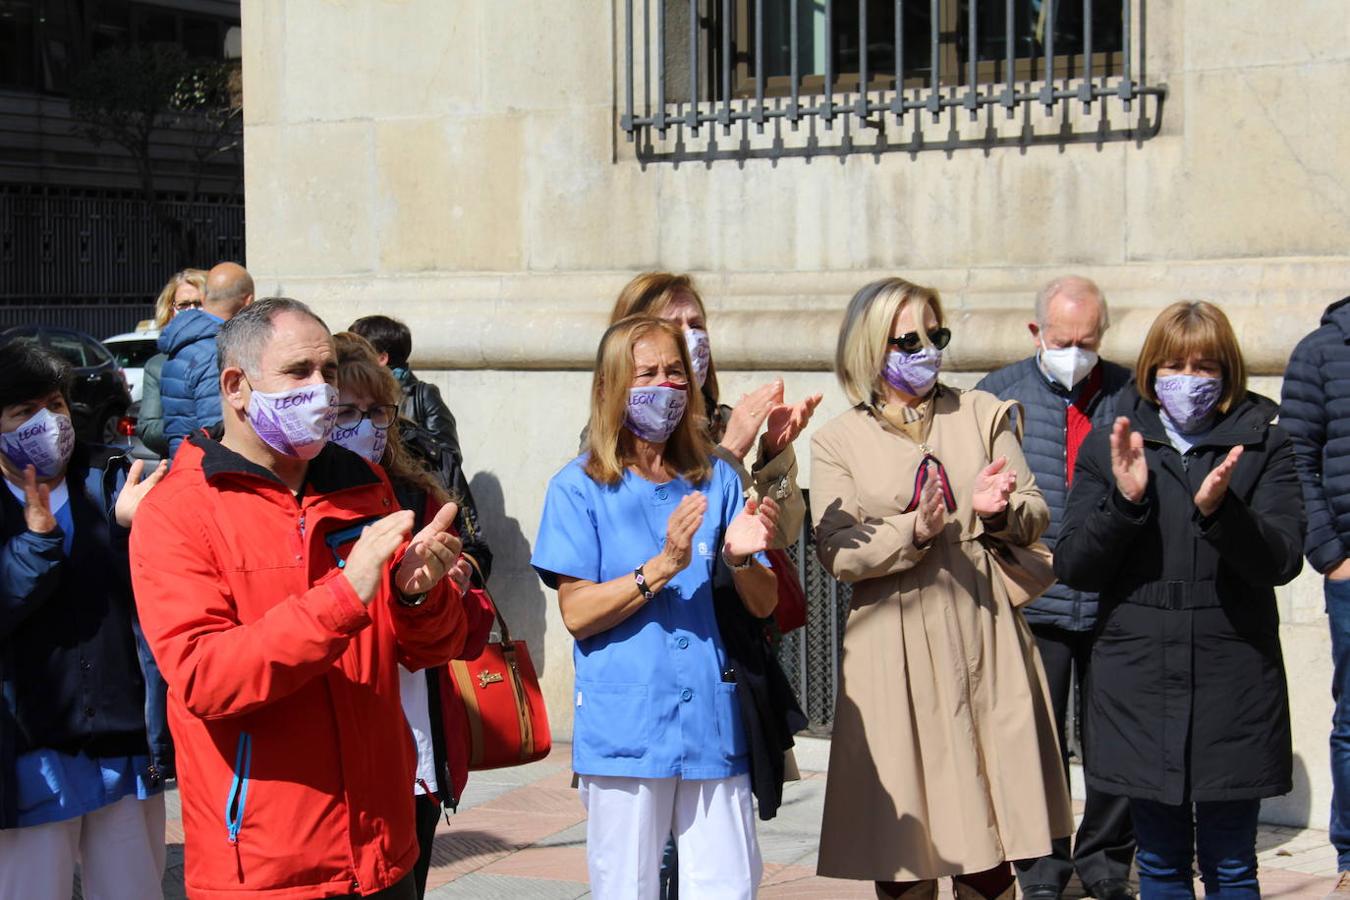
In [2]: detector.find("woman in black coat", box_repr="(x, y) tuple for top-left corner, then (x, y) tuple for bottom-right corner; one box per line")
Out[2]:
(1055, 301), (1303, 900)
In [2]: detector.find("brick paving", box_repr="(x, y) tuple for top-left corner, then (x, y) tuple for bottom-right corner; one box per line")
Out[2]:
(90, 739), (1340, 898)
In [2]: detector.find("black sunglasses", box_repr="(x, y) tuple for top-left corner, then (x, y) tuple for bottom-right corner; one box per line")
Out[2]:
(888, 327), (951, 354)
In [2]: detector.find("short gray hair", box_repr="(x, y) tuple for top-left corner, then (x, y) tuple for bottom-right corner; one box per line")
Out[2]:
(216, 297), (329, 376)
(1035, 275), (1110, 331)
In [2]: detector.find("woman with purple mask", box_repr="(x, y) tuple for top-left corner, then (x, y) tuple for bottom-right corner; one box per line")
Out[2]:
(811, 277), (1072, 900)
(533, 316), (781, 899)
(1055, 301), (1302, 900)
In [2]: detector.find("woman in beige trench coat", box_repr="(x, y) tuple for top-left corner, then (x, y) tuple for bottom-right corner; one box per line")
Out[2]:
(811, 277), (1073, 900)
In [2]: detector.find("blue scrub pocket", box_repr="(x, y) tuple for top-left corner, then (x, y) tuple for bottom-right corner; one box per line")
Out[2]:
(715, 683), (749, 759)
(575, 681), (650, 759)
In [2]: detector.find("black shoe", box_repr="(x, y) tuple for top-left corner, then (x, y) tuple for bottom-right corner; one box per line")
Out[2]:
(1088, 879), (1136, 900)
(1020, 885), (1061, 900)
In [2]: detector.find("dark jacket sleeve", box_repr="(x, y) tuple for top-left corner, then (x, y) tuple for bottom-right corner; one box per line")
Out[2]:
(453, 471), (494, 584)
(136, 354), (169, 457)
(1279, 336), (1344, 572)
(415, 381), (462, 465)
(1197, 428), (1305, 587)
(1053, 431), (1152, 591)
(0, 528), (66, 640)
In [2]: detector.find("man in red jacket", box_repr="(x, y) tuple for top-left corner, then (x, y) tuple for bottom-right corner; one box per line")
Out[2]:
(129, 298), (468, 900)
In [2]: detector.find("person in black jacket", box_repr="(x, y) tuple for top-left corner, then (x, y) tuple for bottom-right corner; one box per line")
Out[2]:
(977, 276), (1135, 900)
(0, 339), (168, 898)
(1279, 296), (1350, 886)
(348, 315), (492, 581)
(1055, 301), (1303, 900)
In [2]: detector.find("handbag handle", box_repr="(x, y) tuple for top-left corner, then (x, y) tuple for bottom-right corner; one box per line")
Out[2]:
(462, 554), (513, 645)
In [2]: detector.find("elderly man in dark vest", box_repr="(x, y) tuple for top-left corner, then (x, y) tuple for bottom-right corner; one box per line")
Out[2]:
(976, 276), (1136, 900)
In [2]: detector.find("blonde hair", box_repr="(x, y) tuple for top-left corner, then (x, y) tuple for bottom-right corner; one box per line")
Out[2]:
(609, 272), (721, 406)
(583, 315), (713, 486)
(152, 269), (208, 329)
(834, 277), (946, 408)
(1136, 301), (1247, 414)
(333, 331), (449, 505)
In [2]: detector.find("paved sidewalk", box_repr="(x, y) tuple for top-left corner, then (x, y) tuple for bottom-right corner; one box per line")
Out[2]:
(416, 741), (1341, 899)
(129, 739), (1340, 898)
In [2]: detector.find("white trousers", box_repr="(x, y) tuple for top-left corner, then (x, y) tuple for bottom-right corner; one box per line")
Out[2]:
(579, 772), (762, 900)
(0, 792), (166, 900)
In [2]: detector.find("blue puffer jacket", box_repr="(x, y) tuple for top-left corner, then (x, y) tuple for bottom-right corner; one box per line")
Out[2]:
(1279, 297), (1350, 574)
(976, 356), (1134, 630)
(158, 309), (224, 458)
(1, 448), (150, 828)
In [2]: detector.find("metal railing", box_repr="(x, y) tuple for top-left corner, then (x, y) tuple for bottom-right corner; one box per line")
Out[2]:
(619, 0), (1166, 163)
(778, 491), (849, 734)
(0, 184), (245, 301)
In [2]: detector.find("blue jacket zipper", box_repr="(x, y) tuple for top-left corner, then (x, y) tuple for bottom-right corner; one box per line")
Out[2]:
(225, 731), (252, 843)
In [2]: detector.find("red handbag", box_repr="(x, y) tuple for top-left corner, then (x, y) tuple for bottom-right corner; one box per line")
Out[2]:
(766, 547), (807, 634)
(439, 583), (551, 774)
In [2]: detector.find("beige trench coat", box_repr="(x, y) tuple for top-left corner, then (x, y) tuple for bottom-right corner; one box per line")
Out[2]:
(810, 387), (1072, 882)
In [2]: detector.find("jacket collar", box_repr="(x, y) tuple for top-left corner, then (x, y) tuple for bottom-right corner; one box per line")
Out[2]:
(189, 431), (382, 495)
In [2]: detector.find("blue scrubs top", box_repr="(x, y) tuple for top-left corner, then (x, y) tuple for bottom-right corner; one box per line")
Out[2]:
(532, 455), (753, 781)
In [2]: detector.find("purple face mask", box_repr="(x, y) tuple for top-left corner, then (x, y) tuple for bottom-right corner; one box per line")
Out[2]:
(626, 383), (688, 443)
(246, 382), (339, 460)
(1155, 374), (1223, 433)
(0, 407), (75, 478)
(882, 348), (942, 397)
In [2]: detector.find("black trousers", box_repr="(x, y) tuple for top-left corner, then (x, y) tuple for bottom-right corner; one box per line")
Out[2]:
(1015, 622), (1135, 892)
(412, 792), (443, 899)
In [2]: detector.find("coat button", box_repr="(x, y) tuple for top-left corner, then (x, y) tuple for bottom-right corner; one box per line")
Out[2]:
(84, 706), (95, 718)
(680, 688), (693, 702)
(677, 637), (689, 649)
(80, 659), (92, 672)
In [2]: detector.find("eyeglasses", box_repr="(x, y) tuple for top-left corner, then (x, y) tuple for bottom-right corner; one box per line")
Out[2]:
(334, 404), (399, 430)
(888, 327), (952, 354)
(173, 299), (203, 311)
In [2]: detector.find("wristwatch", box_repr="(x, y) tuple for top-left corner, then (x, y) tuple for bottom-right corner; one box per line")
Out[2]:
(397, 589), (429, 607)
(722, 549), (754, 570)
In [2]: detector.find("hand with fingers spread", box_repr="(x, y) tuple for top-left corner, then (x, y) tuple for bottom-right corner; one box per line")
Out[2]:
(341, 510), (416, 605)
(1195, 445), (1244, 517)
(20, 465), (56, 534)
(763, 391), (824, 457)
(1110, 416), (1149, 503)
(649, 492), (707, 584)
(723, 497), (781, 565)
(114, 458), (169, 527)
(396, 501), (464, 597)
(972, 456), (1018, 519)
(913, 462), (946, 546)
(721, 380), (786, 461)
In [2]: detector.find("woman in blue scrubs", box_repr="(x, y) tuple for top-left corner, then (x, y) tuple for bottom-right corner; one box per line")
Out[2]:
(533, 315), (781, 900)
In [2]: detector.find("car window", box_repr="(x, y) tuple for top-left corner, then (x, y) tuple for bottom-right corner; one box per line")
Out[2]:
(48, 334), (87, 368)
(108, 339), (160, 369)
(82, 336), (114, 367)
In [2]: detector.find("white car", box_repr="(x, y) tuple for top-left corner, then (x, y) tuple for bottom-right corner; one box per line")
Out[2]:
(103, 325), (162, 404)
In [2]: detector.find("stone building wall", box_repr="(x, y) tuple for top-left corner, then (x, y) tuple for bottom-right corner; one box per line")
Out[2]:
(240, 0), (1349, 826)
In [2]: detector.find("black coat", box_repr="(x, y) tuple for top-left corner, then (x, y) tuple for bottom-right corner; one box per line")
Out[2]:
(1054, 389), (1304, 806)
(712, 584), (806, 820)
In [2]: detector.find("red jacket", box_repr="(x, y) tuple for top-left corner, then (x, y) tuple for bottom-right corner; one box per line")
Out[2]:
(130, 436), (467, 899)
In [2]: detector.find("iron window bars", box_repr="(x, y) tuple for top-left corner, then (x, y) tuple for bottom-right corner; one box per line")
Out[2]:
(619, 0), (1167, 163)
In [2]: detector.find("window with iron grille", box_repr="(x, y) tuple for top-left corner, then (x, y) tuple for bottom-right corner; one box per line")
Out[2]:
(619, 0), (1166, 163)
